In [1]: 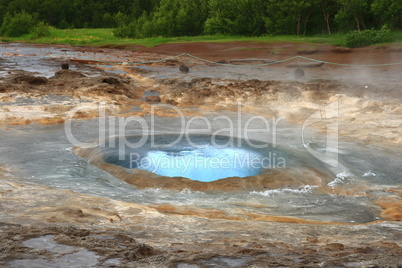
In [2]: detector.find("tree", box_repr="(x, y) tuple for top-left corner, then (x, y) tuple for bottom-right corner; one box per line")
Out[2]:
(205, 0), (266, 36)
(371, 0), (402, 29)
(265, 0), (320, 35)
(319, 0), (338, 34)
(335, 0), (372, 32)
(0, 11), (38, 37)
(115, 0), (208, 38)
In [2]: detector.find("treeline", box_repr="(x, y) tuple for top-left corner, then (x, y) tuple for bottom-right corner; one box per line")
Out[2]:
(0, 0), (401, 38)
(0, 0), (160, 30)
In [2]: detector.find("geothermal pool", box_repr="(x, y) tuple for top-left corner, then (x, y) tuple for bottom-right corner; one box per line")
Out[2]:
(1, 112), (401, 224)
(102, 134), (286, 182)
(1, 44), (402, 225)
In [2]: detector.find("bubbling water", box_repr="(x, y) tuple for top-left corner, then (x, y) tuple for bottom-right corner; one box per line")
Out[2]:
(102, 134), (292, 182)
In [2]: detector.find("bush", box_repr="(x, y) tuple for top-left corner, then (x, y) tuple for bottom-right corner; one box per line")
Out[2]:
(30, 22), (52, 39)
(0, 11), (38, 37)
(345, 26), (394, 47)
(114, 0), (208, 38)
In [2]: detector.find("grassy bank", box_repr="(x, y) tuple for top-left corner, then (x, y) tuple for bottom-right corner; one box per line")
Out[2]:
(1, 28), (401, 48)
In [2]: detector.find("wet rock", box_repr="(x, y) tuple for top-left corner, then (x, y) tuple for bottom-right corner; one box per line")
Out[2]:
(333, 47), (352, 53)
(13, 75), (48, 85)
(294, 68), (305, 79)
(102, 77), (120, 85)
(61, 63), (69, 70)
(306, 237), (319, 244)
(165, 59), (179, 66)
(164, 99), (179, 106)
(91, 83), (138, 99)
(381, 207), (402, 221)
(323, 243), (345, 251)
(54, 69), (86, 78)
(352, 247), (373, 254)
(179, 64), (190, 74)
(145, 96), (161, 103)
(297, 49), (319, 55)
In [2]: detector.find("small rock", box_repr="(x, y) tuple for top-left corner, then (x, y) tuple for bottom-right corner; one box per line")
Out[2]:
(54, 70), (86, 78)
(179, 64), (190, 74)
(13, 75), (48, 85)
(306, 237), (319, 244)
(102, 77), (120, 85)
(324, 243), (345, 251)
(333, 47), (352, 53)
(54, 83), (65, 86)
(217, 60), (229, 64)
(352, 247), (373, 254)
(165, 99), (179, 106)
(61, 63), (69, 70)
(381, 207), (402, 221)
(145, 96), (161, 103)
(297, 49), (319, 55)
(294, 68), (305, 79)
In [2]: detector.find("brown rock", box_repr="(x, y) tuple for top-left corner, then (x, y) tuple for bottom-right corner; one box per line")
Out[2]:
(381, 207), (402, 221)
(13, 75), (48, 85)
(164, 99), (179, 106)
(306, 237), (319, 244)
(145, 96), (161, 103)
(61, 63), (69, 69)
(333, 47), (352, 53)
(324, 243), (345, 251)
(54, 70), (86, 78)
(102, 77), (120, 84)
(297, 49), (319, 55)
(54, 83), (65, 86)
(353, 247), (373, 254)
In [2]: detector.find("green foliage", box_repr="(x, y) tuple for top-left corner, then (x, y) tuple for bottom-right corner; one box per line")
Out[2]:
(344, 26), (394, 47)
(0, 0), (401, 38)
(30, 21), (52, 39)
(371, 0), (402, 30)
(205, 0), (266, 36)
(0, 11), (38, 37)
(265, 0), (321, 35)
(114, 0), (208, 38)
(335, 0), (372, 32)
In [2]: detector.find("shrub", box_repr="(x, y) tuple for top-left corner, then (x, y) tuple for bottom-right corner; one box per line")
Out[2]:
(345, 26), (394, 47)
(0, 11), (38, 37)
(30, 22), (52, 39)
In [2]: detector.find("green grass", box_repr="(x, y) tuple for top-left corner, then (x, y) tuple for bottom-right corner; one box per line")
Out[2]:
(394, 30), (402, 42)
(1, 28), (400, 48)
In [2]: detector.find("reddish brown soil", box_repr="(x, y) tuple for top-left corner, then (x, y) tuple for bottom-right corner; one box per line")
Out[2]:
(142, 41), (402, 68)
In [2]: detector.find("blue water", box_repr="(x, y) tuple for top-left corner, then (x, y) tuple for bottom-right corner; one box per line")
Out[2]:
(138, 147), (263, 182)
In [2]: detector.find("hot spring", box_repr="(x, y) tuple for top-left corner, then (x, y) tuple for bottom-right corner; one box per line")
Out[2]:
(102, 135), (287, 182)
(1, 44), (401, 225)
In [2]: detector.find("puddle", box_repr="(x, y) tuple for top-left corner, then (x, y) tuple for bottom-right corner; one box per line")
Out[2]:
(9, 235), (104, 268)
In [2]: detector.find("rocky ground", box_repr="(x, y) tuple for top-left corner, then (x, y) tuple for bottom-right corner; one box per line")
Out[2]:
(1, 42), (402, 267)
(1, 171), (402, 267)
